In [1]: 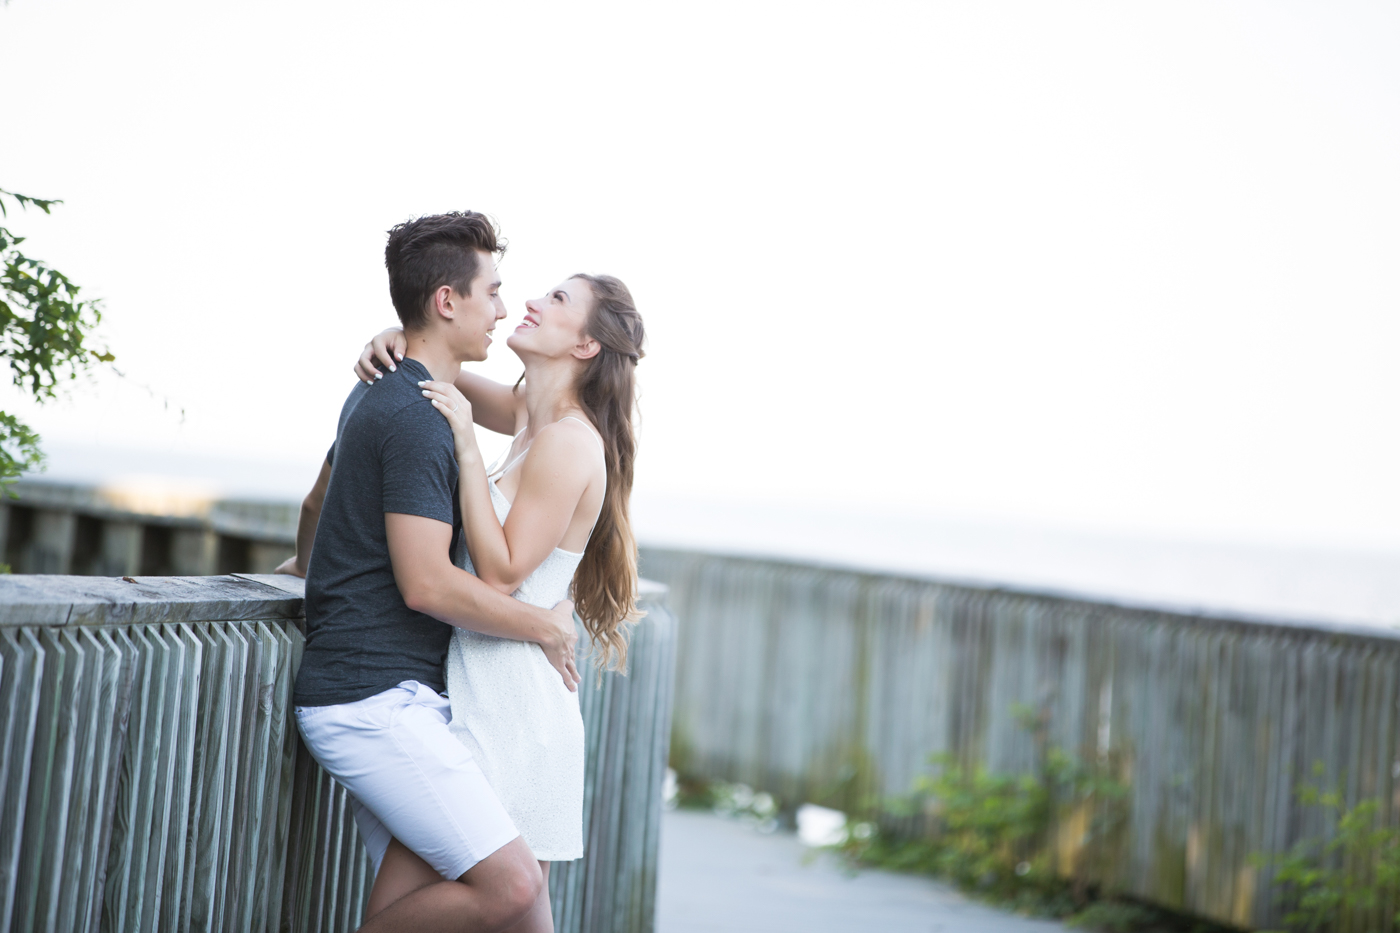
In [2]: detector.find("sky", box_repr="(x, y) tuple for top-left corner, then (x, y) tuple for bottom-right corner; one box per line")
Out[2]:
(3, 0), (1398, 555)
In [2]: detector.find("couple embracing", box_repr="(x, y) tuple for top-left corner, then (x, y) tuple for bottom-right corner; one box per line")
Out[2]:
(278, 211), (645, 933)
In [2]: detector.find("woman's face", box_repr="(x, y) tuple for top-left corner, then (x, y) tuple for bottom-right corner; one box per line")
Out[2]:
(507, 277), (596, 361)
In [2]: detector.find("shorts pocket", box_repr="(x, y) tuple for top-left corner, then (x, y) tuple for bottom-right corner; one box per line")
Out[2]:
(396, 698), (476, 769)
(295, 703), (341, 723)
(348, 683), (419, 728)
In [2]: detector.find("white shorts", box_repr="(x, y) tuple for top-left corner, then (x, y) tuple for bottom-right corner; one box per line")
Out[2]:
(295, 680), (519, 880)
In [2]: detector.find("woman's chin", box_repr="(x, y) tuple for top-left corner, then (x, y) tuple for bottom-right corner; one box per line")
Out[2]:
(507, 332), (564, 368)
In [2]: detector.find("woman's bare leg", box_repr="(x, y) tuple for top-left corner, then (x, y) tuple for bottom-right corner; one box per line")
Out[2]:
(501, 862), (553, 933)
(366, 837), (443, 919)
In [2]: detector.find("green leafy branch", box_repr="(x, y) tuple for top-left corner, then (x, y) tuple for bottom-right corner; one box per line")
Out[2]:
(0, 187), (114, 486)
(0, 412), (41, 478)
(0, 188), (60, 217)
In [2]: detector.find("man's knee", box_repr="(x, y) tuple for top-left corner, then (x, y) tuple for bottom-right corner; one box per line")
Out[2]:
(499, 863), (543, 921)
(459, 839), (542, 927)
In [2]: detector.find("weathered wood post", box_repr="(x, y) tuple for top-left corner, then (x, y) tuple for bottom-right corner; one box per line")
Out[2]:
(0, 573), (677, 933)
(95, 523), (142, 577)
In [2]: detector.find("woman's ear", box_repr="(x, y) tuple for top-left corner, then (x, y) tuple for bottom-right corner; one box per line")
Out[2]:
(572, 337), (602, 361)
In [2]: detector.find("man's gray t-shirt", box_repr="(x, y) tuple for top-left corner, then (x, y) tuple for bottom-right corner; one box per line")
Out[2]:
(294, 358), (462, 707)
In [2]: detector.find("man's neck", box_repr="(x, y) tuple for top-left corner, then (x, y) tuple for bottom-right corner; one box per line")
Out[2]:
(402, 329), (463, 383)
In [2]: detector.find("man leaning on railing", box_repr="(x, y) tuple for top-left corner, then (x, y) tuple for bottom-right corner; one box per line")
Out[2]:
(282, 212), (578, 933)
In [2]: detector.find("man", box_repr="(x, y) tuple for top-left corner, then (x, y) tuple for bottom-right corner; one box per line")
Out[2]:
(285, 212), (577, 933)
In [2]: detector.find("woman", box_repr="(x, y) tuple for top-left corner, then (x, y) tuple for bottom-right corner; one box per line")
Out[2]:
(354, 273), (645, 932)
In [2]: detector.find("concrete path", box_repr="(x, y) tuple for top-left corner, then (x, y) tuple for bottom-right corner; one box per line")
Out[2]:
(657, 809), (1068, 933)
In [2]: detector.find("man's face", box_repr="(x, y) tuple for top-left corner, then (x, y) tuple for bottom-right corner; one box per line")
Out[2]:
(452, 250), (506, 362)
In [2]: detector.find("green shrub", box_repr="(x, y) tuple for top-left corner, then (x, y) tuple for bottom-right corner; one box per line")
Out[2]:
(832, 707), (1223, 930)
(1257, 775), (1400, 932)
(837, 713), (1127, 914)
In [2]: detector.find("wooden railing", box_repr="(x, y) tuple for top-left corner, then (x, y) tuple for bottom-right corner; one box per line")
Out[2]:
(0, 573), (676, 933)
(0, 481), (296, 576)
(641, 545), (1400, 931)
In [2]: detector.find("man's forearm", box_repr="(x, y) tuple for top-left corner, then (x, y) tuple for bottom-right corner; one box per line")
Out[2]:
(412, 564), (552, 643)
(292, 459), (333, 576)
(295, 500), (319, 575)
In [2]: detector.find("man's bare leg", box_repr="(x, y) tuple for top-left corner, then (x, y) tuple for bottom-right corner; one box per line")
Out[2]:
(358, 836), (541, 933)
(501, 862), (553, 933)
(366, 838), (441, 919)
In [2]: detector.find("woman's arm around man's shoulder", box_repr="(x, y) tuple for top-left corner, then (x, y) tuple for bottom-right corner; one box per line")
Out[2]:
(356, 326), (524, 435)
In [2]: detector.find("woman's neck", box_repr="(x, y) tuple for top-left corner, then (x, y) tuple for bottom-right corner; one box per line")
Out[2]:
(521, 359), (585, 438)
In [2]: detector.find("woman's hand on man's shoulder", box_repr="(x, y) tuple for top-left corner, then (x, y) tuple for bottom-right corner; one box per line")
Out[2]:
(418, 380), (478, 459)
(355, 326), (407, 384)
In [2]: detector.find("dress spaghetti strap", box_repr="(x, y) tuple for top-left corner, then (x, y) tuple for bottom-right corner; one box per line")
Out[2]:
(557, 416), (606, 459)
(487, 426), (530, 479)
(494, 417), (604, 479)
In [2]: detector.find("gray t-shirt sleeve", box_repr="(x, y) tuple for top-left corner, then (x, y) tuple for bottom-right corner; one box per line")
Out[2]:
(381, 401), (456, 524)
(327, 381), (371, 467)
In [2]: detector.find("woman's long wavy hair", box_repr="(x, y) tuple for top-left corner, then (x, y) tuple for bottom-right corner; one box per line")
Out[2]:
(569, 274), (645, 673)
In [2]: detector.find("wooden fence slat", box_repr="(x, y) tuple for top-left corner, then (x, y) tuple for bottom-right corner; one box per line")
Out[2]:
(51, 628), (97, 933)
(139, 625), (186, 931)
(223, 617), (266, 933)
(323, 780), (348, 933)
(55, 628), (121, 933)
(211, 622), (251, 931)
(259, 621), (298, 933)
(88, 627), (138, 933)
(103, 625), (151, 933)
(182, 622), (230, 933)
(39, 629), (89, 930)
(157, 625), (202, 932)
(231, 621), (277, 933)
(18, 628), (79, 932)
(0, 627), (43, 933)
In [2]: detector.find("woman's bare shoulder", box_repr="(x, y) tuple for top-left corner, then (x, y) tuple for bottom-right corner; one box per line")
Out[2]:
(523, 418), (604, 477)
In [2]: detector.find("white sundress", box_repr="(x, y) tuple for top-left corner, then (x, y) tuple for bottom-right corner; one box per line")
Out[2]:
(444, 419), (601, 862)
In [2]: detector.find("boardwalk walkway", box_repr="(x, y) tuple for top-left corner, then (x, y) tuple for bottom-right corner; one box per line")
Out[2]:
(656, 809), (1068, 933)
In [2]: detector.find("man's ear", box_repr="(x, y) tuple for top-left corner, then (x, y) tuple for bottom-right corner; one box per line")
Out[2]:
(432, 285), (456, 320)
(572, 337), (602, 361)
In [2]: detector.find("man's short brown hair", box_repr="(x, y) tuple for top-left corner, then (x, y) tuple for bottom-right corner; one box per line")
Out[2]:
(384, 212), (504, 330)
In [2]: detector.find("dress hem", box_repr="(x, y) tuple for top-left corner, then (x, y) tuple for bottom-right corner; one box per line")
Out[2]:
(526, 849), (583, 863)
